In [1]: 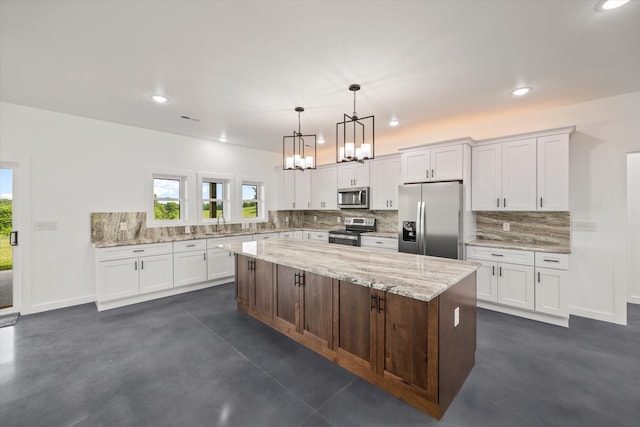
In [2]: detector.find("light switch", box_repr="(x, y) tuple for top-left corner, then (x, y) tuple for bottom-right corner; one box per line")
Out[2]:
(503, 222), (510, 231)
(184, 226), (191, 233)
(454, 307), (460, 327)
(119, 222), (127, 231)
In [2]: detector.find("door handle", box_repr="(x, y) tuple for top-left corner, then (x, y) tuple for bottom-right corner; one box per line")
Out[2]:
(9, 231), (18, 246)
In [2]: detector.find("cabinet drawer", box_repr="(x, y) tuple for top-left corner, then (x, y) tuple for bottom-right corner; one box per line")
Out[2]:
(535, 252), (568, 270)
(254, 232), (280, 240)
(207, 235), (252, 249)
(308, 231), (329, 242)
(466, 246), (534, 266)
(361, 236), (398, 250)
(96, 242), (172, 261)
(174, 239), (207, 253)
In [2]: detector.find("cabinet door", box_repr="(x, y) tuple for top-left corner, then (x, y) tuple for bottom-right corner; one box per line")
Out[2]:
(336, 280), (373, 367)
(235, 255), (252, 304)
(139, 254), (174, 294)
(471, 144), (502, 210)
(402, 149), (430, 183)
(535, 267), (568, 317)
(537, 134), (569, 211)
(377, 291), (436, 395)
(295, 170), (311, 210)
(370, 158), (392, 210)
(337, 164), (353, 188)
(253, 259), (274, 316)
(275, 264), (299, 330)
(501, 138), (537, 211)
(468, 259), (497, 302)
(354, 162), (370, 187)
(311, 166), (337, 210)
(277, 169), (296, 209)
(389, 156), (402, 209)
(431, 144), (462, 181)
(174, 251), (207, 288)
(497, 263), (534, 310)
(207, 248), (235, 281)
(302, 272), (333, 347)
(96, 258), (139, 302)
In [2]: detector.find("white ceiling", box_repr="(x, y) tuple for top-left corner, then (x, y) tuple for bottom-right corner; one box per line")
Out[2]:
(2, 0), (639, 155)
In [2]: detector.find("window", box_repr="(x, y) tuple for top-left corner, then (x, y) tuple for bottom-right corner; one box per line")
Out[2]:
(153, 177), (182, 220)
(147, 168), (192, 226)
(240, 179), (265, 221)
(198, 173), (232, 223)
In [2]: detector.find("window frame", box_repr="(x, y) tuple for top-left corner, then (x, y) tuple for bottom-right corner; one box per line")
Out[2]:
(197, 172), (233, 224)
(238, 176), (266, 223)
(146, 167), (193, 227)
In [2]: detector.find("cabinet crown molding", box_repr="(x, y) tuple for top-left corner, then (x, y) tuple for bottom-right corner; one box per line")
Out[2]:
(398, 137), (475, 152)
(473, 126), (575, 146)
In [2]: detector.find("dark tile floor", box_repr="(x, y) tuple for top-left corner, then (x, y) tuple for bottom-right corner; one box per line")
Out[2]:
(1, 283), (638, 427)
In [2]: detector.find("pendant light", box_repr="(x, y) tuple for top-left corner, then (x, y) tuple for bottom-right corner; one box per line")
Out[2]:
(336, 84), (375, 163)
(283, 107), (316, 171)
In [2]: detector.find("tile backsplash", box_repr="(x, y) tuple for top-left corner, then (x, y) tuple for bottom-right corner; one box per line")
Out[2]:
(475, 211), (570, 246)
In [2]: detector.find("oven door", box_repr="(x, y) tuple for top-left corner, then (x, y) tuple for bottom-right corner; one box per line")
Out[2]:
(328, 233), (360, 246)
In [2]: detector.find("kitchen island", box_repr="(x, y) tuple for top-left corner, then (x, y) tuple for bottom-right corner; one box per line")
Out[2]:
(221, 239), (479, 419)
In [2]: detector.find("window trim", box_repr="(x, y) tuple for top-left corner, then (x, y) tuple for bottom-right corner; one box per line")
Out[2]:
(146, 167), (194, 227)
(237, 176), (266, 223)
(197, 172), (233, 224)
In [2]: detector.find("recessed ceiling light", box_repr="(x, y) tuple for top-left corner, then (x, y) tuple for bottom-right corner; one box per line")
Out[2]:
(389, 119), (400, 127)
(219, 136), (227, 143)
(317, 137), (325, 144)
(512, 87), (532, 96)
(151, 95), (168, 103)
(596, 0), (631, 11)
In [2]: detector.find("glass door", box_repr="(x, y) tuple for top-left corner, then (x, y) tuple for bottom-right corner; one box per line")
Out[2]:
(0, 168), (14, 310)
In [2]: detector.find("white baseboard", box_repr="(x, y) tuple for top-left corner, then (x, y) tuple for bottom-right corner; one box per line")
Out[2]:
(628, 295), (640, 305)
(569, 305), (626, 326)
(477, 301), (569, 327)
(23, 294), (96, 315)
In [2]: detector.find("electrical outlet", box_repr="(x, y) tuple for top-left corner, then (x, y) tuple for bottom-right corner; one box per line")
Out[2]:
(285, 216), (289, 223)
(454, 307), (460, 327)
(573, 220), (598, 232)
(119, 222), (127, 231)
(337, 217), (341, 223)
(314, 216), (317, 222)
(184, 226), (191, 233)
(503, 222), (510, 232)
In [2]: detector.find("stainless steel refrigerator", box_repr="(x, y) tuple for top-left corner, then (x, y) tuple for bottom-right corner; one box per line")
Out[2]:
(398, 181), (463, 259)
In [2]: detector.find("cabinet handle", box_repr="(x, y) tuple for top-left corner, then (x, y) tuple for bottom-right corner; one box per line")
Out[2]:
(538, 272), (541, 283)
(497, 198), (500, 208)
(293, 202), (295, 209)
(504, 198), (507, 208)
(543, 258), (560, 263)
(386, 200), (389, 208)
(187, 244), (196, 247)
(299, 272), (305, 287)
(370, 295), (377, 311)
(134, 261), (138, 271)
(389, 200), (392, 208)
(141, 260), (144, 270)
(492, 265), (495, 276)
(499, 266), (502, 277)
(308, 202), (310, 208)
(540, 197), (543, 208)
(294, 273), (298, 287)
(377, 296), (383, 313)
(491, 253), (504, 257)
(133, 249), (144, 253)
(426, 170), (429, 179)
(431, 169), (434, 178)
(204, 252), (207, 261)
(375, 241), (383, 244)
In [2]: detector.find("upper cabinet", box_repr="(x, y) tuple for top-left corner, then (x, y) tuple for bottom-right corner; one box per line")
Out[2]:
(537, 134), (569, 211)
(472, 127), (572, 212)
(311, 165), (338, 210)
(275, 168), (311, 210)
(401, 143), (464, 183)
(294, 170), (311, 210)
(370, 155), (401, 210)
(337, 162), (369, 188)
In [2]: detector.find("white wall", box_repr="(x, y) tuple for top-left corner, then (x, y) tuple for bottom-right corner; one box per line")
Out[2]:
(321, 91), (640, 325)
(0, 102), (280, 314)
(628, 152), (640, 304)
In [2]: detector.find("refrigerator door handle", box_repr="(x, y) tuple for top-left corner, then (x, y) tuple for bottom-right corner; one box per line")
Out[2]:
(422, 201), (427, 255)
(416, 202), (422, 254)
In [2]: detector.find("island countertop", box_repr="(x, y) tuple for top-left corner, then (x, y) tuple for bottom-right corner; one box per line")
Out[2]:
(221, 239), (479, 302)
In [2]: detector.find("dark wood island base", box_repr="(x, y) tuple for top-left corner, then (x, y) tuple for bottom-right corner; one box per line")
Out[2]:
(235, 254), (477, 420)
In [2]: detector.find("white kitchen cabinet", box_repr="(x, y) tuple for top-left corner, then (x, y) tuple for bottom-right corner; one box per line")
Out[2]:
(471, 138), (536, 211)
(311, 165), (337, 209)
(401, 144), (463, 184)
(294, 170), (311, 210)
(276, 168), (295, 210)
(95, 242), (174, 303)
(534, 252), (569, 317)
(360, 236), (398, 251)
(337, 162), (369, 188)
(254, 232), (281, 240)
(304, 231), (329, 242)
(472, 259), (498, 303)
(173, 240), (207, 288)
(498, 263), (535, 310)
(207, 235), (253, 282)
(279, 231), (304, 239)
(370, 155), (401, 210)
(537, 134), (569, 211)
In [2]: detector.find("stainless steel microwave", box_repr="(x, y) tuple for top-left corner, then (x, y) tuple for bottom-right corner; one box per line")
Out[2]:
(337, 187), (369, 209)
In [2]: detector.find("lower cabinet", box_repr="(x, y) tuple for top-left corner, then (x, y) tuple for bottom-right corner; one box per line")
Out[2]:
(467, 245), (569, 326)
(235, 256), (476, 419)
(207, 235), (253, 282)
(173, 240), (208, 287)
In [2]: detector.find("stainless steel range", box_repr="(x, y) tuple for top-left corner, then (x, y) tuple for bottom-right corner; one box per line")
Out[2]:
(328, 217), (376, 246)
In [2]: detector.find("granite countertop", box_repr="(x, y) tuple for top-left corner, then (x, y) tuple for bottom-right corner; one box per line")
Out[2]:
(466, 239), (571, 254)
(221, 239), (479, 302)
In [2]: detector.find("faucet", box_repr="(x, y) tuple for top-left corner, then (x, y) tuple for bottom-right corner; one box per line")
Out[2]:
(216, 213), (227, 232)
